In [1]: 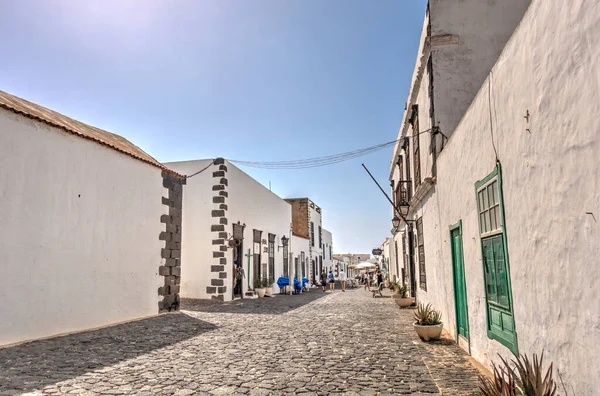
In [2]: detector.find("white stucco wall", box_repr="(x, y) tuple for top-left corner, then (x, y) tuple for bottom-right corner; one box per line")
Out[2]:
(227, 162), (292, 295)
(291, 235), (310, 280)
(380, 238), (393, 279)
(414, 1), (600, 393)
(0, 109), (165, 346)
(308, 203), (323, 279)
(429, 0), (532, 139)
(163, 159), (214, 300)
(166, 160), (293, 301)
(322, 228), (333, 272)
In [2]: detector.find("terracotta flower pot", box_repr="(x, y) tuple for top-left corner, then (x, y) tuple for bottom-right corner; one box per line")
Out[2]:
(398, 297), (414, 308)
(256, 288), (266, 298)
(413, 323), (443, 341)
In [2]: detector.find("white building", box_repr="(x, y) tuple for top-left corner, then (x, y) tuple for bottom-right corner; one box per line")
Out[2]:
(388, 1), (599, 393)
(333, 253), (371, 280)
(285, 198), (324, 285)
(378, 238), (397, 281)
(290, 235), (310, 283)
(0, 90), (183, 346)
(322, 228), (333, 273)
(166, 159), (293, 301)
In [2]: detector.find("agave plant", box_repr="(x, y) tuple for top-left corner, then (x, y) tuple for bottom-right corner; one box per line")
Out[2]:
(413, 303), (442, 325)
(479, 353), (559, 396)
(394, 282), (409, 298)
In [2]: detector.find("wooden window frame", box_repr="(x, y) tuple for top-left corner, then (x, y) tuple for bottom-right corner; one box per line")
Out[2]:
(403, 140), (413, 202)
(411, 105), (422, 188)
(253, 229), (262, 282)
(283, 244), (289, 278)
(318, 226), (322, 248)
(416, 217), (427, 291)
(268, 233), (275, 282)
(475, 164), (518, 355)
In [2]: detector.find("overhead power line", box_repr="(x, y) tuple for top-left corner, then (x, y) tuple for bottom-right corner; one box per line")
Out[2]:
(228, 129), (435, 169)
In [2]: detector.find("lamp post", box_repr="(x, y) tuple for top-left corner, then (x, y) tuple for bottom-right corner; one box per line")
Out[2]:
(277, 235), (288, 252)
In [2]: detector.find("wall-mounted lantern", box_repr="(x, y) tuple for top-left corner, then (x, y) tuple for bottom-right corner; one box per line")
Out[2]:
(278, 235), (289, 252)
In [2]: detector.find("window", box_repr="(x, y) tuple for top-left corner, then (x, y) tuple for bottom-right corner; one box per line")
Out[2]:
(329, 245), (332, 260)
(478, 179), (502, 236)
(394, 240), (400, 279)
(268, 234), (275, 282)
(294, 257), (299, 279)
(416, 217), (426, 290)
(283, 239), (289, 278)
(411, 105), (421, 188)
(253, 230), (262, 282)
(310, 222), (315, 247)
(301, 252), (306, 278)
(318, 226), (322, 248)
(395, 156), (404, 205)
(476, 164), (518, 355)
(404, 140), (413, 201)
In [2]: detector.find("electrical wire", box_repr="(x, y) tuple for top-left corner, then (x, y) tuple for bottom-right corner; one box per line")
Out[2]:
(488, 73), (499, 162)
(229, 129), (435, 169)
(186, 159), (216, 179)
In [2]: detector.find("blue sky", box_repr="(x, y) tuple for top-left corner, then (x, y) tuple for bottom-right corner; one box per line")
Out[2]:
(0, 0), (427, 254)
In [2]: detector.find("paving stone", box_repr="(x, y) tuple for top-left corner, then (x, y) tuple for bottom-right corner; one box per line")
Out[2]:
(0, 289), (482, 395)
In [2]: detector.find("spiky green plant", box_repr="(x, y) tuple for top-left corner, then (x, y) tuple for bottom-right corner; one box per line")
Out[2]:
(479, 357), (518, 396)
(253, 278), (262, 289)
(514, 353), (557, 396)
(479, 353), (559, 396)
(413, 303), (442, 325)
(394, 282), (409, 298)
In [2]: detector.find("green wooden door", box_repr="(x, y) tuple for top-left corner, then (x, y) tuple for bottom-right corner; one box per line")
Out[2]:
(451, 227), (469, 340)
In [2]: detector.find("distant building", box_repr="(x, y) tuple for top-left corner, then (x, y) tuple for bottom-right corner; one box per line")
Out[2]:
(166, 159), (292, 301)
(285, 198), (324, 284)
(322, 228), (333, 273)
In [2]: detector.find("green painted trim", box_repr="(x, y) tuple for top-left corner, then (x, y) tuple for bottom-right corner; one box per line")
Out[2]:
(474, 163), (519, 356)
(475, 165), (499, 190)
(496, 163), (519, 355)
(448, 220), (462, 233)
(449, 220), (471, 352)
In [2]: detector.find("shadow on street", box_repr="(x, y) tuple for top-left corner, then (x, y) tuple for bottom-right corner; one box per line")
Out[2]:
(182, 288), (329, 315)
(0, 313), (216, 393)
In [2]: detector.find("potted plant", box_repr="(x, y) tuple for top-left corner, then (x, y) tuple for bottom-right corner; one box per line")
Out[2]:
(254, 278), (266, 298)
(394, 283), (413, 308)
(265, 277), (274, 296)
(413, 303), (443, 341)
(479, 353), (560, 396)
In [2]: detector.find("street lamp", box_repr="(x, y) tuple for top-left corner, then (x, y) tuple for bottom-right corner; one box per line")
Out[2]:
(398, 199), (410, 217)
(278, 235), (289, 252)
(392, 215), (401, 229)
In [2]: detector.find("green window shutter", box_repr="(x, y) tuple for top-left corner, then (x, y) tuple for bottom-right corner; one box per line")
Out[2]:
(482, 238), (498, 303)
(475, 164), (518, 355)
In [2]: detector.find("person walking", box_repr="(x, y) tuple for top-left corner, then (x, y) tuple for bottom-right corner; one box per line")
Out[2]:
(376, 270), (384, 292)
(364, 272), (371, 291)
(320, 270), (327, 292)
(328, 270), (335, 291)
(339, 269), (347, 292)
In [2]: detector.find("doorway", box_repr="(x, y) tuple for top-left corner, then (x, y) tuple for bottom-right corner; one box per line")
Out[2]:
(253, 229), (262, 287)
(408, 226), (417, 299)
(233, 223), (244, 299)
(450, 221), (470, 349)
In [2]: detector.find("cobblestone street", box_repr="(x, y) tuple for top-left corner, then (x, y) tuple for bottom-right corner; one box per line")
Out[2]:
(1, 289), (481, 395)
